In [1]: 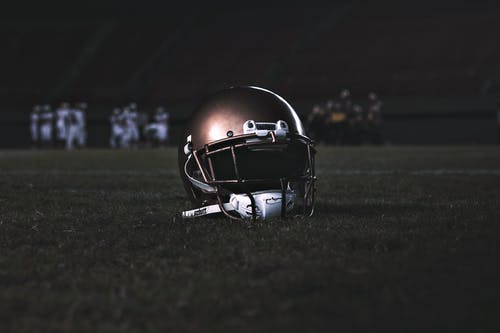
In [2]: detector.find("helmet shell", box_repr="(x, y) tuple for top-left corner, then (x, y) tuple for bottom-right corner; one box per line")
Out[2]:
(178, 86), (311, 209)
(180, 86), (305, 151)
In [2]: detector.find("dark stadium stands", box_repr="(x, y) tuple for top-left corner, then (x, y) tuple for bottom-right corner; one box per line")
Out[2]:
(283, 8), (500, 97)
(0, 22), (93, 101)
(1, 3), (499, 104)
(1, 2), (500, 147)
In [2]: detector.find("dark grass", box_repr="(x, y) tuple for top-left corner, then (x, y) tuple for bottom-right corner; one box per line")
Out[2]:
(1, 146), (500, 332)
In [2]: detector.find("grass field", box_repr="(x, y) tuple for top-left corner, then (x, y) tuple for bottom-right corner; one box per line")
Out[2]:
(1, 146), (500, 332)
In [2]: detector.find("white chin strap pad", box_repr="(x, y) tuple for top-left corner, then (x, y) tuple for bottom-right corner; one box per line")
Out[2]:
(181, 190), (295, 220)
(229, 191), (295, 219)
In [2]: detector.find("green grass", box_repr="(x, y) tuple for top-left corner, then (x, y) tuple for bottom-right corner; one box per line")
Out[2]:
(1, 146), (500, 332)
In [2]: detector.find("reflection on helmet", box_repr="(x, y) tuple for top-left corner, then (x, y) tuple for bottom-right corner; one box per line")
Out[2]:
(178, 86), (316, 221)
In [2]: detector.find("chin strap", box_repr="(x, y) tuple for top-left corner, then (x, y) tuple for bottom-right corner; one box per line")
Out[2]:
(182, 190), (296, 220)
(182, 203), (235, 218)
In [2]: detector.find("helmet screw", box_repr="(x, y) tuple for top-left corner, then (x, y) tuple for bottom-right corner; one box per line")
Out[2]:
(227, 130), (234, 137)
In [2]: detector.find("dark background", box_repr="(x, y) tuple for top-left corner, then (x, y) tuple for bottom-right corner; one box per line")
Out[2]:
(1, 3), (500, 331)
(1, 0), (500, 147)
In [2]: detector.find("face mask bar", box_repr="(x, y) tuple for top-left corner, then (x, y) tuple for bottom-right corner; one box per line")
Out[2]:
(184, 130), (316, 221)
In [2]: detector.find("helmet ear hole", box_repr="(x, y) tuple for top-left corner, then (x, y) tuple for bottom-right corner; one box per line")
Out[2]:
(243, 120), (256, 133)
(276, 120), (288, 129)
(183, 142), (193, 155)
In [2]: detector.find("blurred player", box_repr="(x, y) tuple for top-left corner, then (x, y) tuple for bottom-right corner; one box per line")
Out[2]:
(366, 92), (383, 144)
(75, 102), (88, 148)
(128, 102), (140, 147)
(55, 102), (70, 148)
(30, 105), (41, 148)
(306, 104), (326, 144)
(347, 104), (364, 144)
(143, 123), (158, 147)
(329, 97), (347, 145)
(137, 110), (149, 146)
(39, 104), (54, 148)
(143, 106), (170, 147)
(66, 107), (79, 150)
(154, 106), (170, 147)
(339, 89), (352, 114)
(109, 108), (123, 148)
(119, 107), (133, 148)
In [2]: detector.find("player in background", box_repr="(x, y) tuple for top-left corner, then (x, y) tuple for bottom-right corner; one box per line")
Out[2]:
(328, 98), (347, 145)
(137, 109), (149, 146)
(109, 108), (123, 148)
(366, 92), (383, 145)
(66, 107), (79, 150)
(306, 104), (326, 144)
(143, 106), (170, 147)
(119, 107), (133, 148)
(339, 89), (352, 114)
(143, 116), (159, 147)
(347, 104), (364, 144)
(39, 104), (54, 148)
(75, 102), (87, 148)
(154, 106), (170, 147)
(30, 105), (41, 148)
(128, 102), (140, 147)
(336, 89), (352, 145)
(55, 102), (70, 148)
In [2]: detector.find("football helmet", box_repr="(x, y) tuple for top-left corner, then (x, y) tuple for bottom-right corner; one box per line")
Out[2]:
(178, 86), (316, 220)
